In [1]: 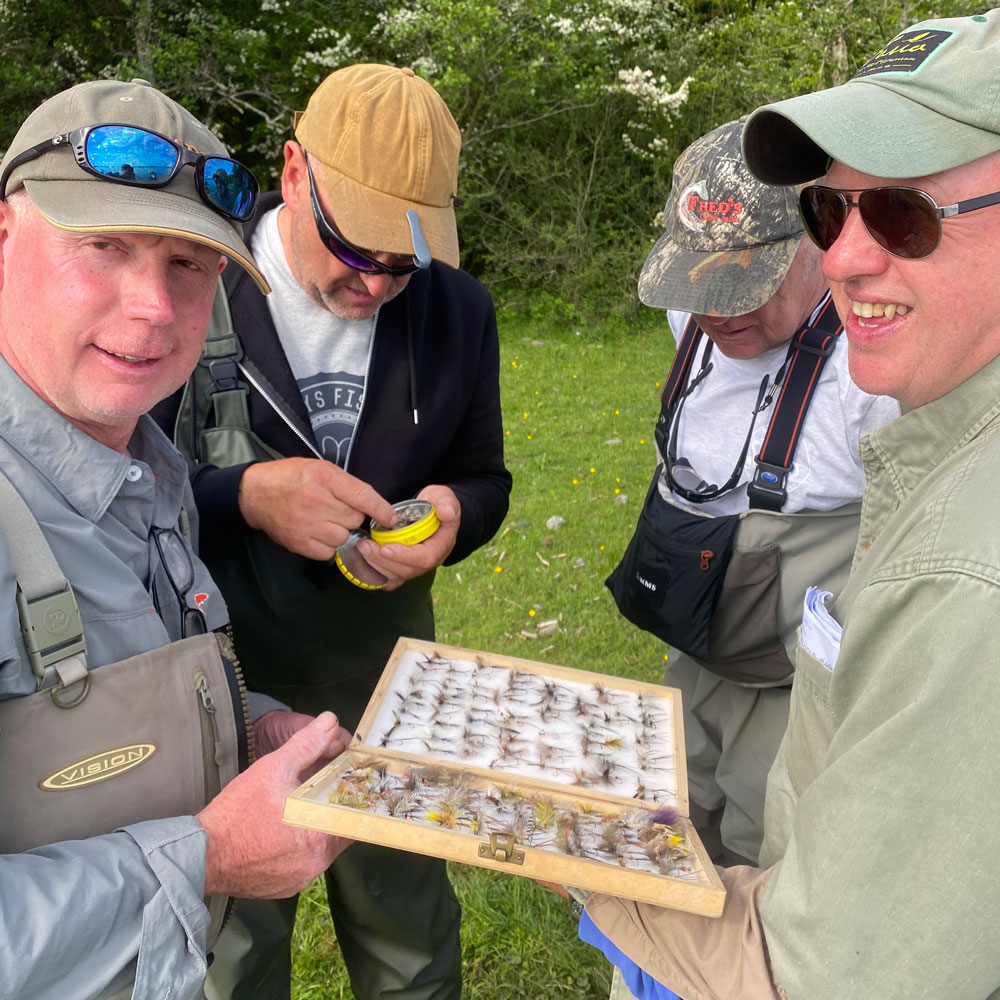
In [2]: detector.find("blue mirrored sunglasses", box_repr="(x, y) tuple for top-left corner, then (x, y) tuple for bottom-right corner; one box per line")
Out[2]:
(0, 123), (259, 223)
(305, 158), (430, 276)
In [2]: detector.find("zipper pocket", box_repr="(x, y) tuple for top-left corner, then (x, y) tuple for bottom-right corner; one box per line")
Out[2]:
(194, 667), (222, 802)
(218, 624), (254, 769)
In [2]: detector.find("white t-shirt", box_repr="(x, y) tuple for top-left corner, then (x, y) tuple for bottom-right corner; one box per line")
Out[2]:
(251, 206), (376, 467)
(658, 304), (900, 516)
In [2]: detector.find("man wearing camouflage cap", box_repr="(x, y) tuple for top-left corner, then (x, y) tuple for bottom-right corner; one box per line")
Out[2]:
(584, 11), (1000, 999)
(0, 78), (351, 1000)
(608, 117), (897, 876)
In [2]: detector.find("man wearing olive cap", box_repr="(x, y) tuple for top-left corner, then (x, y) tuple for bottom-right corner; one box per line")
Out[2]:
(155, 64), (510, 1000)
(581, 11), (1000, 999)
(0, 78), (352, 1000)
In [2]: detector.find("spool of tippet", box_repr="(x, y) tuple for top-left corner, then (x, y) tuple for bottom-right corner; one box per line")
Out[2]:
(335, 499), (439, 590)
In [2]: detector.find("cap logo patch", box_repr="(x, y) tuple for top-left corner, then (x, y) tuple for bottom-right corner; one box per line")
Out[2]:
(853, 28), (952, 78)
(678, 181), (744, 231)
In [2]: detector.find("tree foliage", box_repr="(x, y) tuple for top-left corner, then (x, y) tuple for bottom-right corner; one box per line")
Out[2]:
(0, 0), (973, 319)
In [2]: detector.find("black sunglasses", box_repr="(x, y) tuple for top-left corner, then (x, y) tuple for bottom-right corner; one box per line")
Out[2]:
(799, 184), (1000, 260)
(305, 157), (430, 276)
(153, 527), (208, 639)
(0, 123), (259, 222)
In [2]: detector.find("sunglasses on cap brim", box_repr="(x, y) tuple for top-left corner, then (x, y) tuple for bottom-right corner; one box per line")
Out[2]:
(0, 123), (259, 223)
(799, 184), (1000, 260)
(305, 157), (431, 276)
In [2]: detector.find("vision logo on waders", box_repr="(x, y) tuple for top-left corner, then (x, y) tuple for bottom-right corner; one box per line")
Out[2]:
(40, 743), (157, 790)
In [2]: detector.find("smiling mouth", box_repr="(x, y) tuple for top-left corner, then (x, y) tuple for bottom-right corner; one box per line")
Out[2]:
(850, 300), (909, 321)
(101, 348), (154, 364)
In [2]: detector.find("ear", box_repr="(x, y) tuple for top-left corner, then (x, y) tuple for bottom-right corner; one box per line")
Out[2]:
(280, 141), (308, 213)
(0, 200), (14, 290)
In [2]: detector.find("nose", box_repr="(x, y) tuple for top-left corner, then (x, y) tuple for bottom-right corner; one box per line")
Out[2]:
(820, 202), (888, 286)
(357, 268), (397, 299)
(122, 257), (176, 325)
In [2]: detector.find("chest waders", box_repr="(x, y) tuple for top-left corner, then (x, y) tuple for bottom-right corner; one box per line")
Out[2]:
(607, 296), (860, 684)
(0, 467), (252, 968)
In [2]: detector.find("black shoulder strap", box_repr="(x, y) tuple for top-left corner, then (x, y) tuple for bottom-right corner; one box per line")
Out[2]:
(747, 293), (843, 511)
(654, 316), (704, 458)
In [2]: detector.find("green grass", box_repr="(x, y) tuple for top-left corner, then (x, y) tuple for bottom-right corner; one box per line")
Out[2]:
(291, 314), (676, 999)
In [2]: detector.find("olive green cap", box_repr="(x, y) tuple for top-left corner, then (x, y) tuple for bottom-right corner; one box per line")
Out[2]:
(639, 118), (803, 317)
(743, 11), (1000, 185)
(0, 78), (269, 293)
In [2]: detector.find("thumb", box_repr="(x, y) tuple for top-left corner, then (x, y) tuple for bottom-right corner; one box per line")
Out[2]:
(272, 711), (341, 782)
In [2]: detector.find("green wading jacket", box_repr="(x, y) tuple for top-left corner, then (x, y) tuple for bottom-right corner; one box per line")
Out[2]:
(586, 352), (1000, 1000)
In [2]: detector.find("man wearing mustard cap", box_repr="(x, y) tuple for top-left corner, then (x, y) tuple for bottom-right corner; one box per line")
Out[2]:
(0, 78), (353, 1000)
(155, 64), (510, 1000)
(580, 11), (1000, 999)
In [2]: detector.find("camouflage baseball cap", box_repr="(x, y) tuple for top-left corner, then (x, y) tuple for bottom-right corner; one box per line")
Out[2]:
(639, 118), (804, 316)
(743, 11), (1000, 185)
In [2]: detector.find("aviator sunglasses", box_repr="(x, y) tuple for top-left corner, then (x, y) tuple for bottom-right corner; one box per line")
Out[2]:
(0, 123), (259, 222)
(799, 184), (1000, 260)
(305, 157), (430, 276)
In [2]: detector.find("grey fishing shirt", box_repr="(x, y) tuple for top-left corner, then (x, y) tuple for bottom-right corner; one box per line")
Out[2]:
(0, 355), (232, 1000)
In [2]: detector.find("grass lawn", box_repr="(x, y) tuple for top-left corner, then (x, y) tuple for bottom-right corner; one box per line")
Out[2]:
(291, 312), (677, 999)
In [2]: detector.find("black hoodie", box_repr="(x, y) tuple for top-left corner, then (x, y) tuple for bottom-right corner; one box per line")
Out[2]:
(153, 192), (511, 728)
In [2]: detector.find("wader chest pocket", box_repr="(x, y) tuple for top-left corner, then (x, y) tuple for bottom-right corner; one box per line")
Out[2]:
(606, 479), (738, 660)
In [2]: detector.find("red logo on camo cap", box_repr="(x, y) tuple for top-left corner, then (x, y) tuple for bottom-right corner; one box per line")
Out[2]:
(678, 181), (744, 231)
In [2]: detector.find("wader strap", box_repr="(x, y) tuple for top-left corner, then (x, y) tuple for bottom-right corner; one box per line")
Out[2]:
(193, 278), (317, 462)
(198, 278), (251, 446)
(748, 293), (843, 511)
(655, 316), (704, 457)
(0, 470), (87, 690)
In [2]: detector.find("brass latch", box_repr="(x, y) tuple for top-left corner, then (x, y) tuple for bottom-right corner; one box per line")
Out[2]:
(478, 832), (525, 865)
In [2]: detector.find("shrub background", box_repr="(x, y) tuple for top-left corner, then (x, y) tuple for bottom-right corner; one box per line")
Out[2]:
(0, 0), (969, 320)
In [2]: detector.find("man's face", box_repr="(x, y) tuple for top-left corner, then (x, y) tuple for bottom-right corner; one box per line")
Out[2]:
(280, 143), (412, 321)
(690, 239), (827, 360)
(822, 153), (1000, 407)
(0, 196), (224, 452)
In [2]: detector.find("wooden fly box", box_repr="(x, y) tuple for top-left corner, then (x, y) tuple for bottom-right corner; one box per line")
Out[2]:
(284, 638), (725, 916)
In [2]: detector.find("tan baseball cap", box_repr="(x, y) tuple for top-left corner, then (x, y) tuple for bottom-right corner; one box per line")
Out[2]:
(0, 78), (269, 293)
(743, 11), (1000, 185)
(639, 118), (804, 316)
(294, 64), (461, 268)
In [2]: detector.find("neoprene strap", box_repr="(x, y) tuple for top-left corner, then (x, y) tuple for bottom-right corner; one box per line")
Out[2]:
(0, 469), (88, 691)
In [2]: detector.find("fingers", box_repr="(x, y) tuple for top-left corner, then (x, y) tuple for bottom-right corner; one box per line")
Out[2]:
(198, 711), (354, 899)
(356, 519), (459, 590)
(272, 712), (343, 783)
(351, 484), (461, 590)
(416, 484), (460, 524)
(252, 710), (353, 760)
(252, 710), (315, 757)
(237, 459), (395, 559)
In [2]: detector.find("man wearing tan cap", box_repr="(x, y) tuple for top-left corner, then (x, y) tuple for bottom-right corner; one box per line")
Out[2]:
(156, 64), (510, 999)
(0, 78), (351, 1000)
(580, 10), (1000, 999)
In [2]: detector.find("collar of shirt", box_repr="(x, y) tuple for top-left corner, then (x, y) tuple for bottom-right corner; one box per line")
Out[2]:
(0, 354), (190, 524)
(860, 351), (1000, 500)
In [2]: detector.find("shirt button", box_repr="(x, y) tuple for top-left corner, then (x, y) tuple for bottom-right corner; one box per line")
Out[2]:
(126, 464), (143, 483)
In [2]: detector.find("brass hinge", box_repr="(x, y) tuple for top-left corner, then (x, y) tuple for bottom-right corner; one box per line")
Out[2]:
(478, 832), (525, 865)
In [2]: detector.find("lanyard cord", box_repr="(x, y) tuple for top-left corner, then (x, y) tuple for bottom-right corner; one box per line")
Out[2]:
(664, 341), (791, 504)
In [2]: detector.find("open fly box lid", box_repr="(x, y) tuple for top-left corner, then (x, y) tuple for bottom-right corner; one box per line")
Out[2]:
(284, 638), (725, 916)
